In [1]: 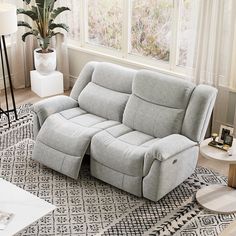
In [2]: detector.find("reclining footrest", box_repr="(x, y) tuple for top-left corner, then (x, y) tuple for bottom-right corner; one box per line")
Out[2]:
(32, 140), (86, 179)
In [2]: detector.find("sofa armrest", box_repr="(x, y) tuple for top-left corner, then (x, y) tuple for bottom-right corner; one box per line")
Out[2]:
(144, 134), (197, 175)
(32, 95), (78, 126)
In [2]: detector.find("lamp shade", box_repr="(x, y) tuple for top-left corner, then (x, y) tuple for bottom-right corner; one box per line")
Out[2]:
(0, 3), (17, 35)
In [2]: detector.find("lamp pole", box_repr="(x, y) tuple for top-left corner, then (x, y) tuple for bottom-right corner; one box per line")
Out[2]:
(0, 3), (18, 128)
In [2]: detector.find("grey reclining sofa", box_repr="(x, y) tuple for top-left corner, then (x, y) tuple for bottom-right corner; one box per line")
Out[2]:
(32, 61), (217, 201)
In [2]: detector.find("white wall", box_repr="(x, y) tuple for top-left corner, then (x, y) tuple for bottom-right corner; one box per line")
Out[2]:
(68, 47), (186, 84)
(68, 48), (149, 84)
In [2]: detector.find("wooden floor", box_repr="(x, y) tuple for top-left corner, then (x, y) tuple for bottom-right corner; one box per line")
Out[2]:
(2, 88), (236, 235)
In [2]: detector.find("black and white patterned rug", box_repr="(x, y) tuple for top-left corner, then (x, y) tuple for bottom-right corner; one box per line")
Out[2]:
(0, 105), (235, 236)
(0, 103), (33, 150)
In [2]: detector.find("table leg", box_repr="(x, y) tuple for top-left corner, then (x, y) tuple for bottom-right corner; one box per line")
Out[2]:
(228, 164), (236, 188)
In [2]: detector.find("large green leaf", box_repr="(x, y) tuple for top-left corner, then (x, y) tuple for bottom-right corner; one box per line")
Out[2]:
(17, 0), (69, 50)
(49, 1), (56, 12)
(35, 0), (55, 10)
(35, 0), (45, 9)
(17, 21), (32, 29)
(31, 5), (43, 23)
(31, 6), (38, 15)
(51, 7), (70, 20)
(22, 29), (39, 42)
(46, 0), (56, 8)
(17, 8), (38, 21)
(49, 23), (69, 32)
(50, 31), (61, 37)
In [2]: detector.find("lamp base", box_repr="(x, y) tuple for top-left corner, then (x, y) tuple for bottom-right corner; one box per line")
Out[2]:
(0, 35), (17, 128)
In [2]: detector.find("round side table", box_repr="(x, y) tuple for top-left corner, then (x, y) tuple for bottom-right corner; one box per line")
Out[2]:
(196, 138), (236, 214)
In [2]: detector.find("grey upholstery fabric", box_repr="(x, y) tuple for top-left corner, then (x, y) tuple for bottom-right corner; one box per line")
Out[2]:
(70, 61), (97, 100)
(123, 70), (195, 138)
(91, 158), (143, 196)
(32, 111), (40, 139)
(133, 70), (195, 108)
(182, 85), (218, 142)
(32, 95), (78, 127)
(89, 63), (216, 201)
(59, 107), (87, 119)
(77, 62), (135, 122)
(143, 146), (199, 201)
(33, 108), (120, 179)
(144, 134), (197, 176)
(91, 124), (159, 177)
(123, 95), (185, 138)
(91, 62), (135, 94)
(78, 83), (130, 122)
(33, 140), (85, 179)
(32, 61), (217, 202)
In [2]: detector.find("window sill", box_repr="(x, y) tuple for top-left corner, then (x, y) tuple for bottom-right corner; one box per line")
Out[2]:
(67, 43), (188, 81)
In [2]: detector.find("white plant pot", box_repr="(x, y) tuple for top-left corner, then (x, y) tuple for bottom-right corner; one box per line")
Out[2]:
(34, 48), (56, 75)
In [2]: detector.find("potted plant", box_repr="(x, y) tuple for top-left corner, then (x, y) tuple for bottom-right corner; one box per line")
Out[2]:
(17, 0), (70, 75)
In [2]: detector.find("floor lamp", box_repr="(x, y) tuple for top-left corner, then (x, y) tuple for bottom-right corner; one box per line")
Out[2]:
(0, 3), (18, 127)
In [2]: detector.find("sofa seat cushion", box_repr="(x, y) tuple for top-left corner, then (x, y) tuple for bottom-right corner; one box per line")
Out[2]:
(37, 107), (120, 156)
(33, 107), (120, 179)
(91, 124), (159, 177)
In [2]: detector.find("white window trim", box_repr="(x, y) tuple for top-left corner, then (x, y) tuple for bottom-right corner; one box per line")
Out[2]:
(122, 0), (131, 59)
(73, 0), (191, 76)
(67, 42), (187, 79)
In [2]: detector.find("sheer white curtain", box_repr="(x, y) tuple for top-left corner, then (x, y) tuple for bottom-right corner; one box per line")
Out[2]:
(11, 0), (35, 88)
(187, 0), (236, 133)
(192, 0), (236, 87)
(51, 34), (70, 90)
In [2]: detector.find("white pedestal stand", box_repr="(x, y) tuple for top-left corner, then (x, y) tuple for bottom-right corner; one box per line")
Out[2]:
(30, 70), (64, 98)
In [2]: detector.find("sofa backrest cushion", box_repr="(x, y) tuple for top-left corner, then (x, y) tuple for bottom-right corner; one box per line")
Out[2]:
(181, 85), (217, 142)
(123, 70), (195, 138)
(91, 62), (134, 93)
(70, 61), (97, 100)
(78, 62), (136, 122)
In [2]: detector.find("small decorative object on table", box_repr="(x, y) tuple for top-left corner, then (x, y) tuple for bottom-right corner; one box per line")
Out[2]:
(208, 125), (234, 152)
(224, 134), (234, 147)
(218, 125), (234, 144)
(211, 133), (218, 144)
(208, 133), (228, 151)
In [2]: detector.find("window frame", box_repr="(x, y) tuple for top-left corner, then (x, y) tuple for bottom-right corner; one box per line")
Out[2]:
(68, 0), (193, 76)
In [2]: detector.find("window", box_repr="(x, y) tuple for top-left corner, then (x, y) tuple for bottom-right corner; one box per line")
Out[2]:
(176, 0), (195, 67)
(131, 0), (172, 62)
(87, 0), (123, 50)
(60, 0), (198, 73)
(56, 0), (80, 40)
